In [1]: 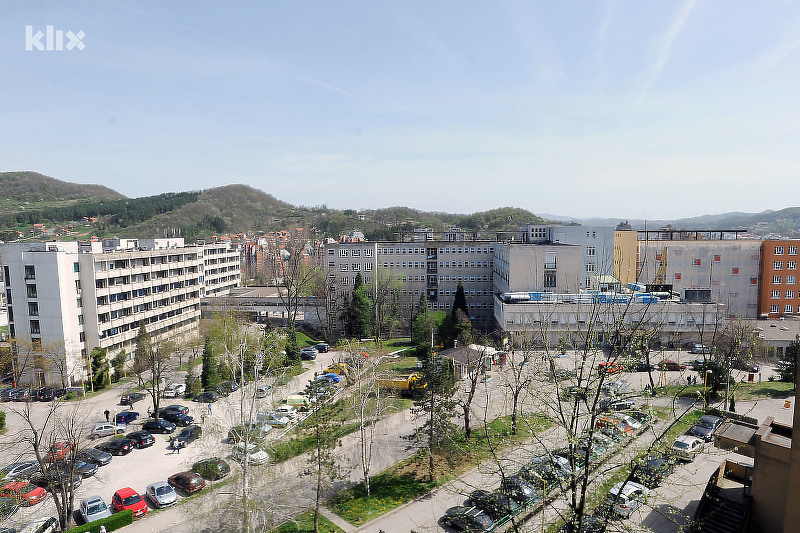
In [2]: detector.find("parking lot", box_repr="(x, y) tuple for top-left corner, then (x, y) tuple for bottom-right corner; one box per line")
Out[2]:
(0, 347), (341, 531)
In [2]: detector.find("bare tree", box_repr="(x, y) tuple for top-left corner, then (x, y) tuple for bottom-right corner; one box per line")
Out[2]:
(132, 323), (176, 418)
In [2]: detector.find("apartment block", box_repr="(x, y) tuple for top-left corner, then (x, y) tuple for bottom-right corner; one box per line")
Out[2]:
(2, 238), (241, 386)
(493, 243), (582, 295)
(759, 239), (800, 318)
(324, 236), (496, 336)
(201, 241), (241, 297)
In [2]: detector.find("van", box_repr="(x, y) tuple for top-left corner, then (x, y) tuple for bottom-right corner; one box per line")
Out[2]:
(283, 394), (311, 411)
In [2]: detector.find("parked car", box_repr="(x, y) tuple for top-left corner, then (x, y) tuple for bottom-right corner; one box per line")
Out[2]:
(672, 435), (704, 461)
(314, 343), (330, 353)
(120, 392), (146, 406)
(162, 383), (186, 398)
(143, 418), (177, 434)
(176, 425), (202, 446)
(94, 438), (134, 456)
(0, 496), (18, 521)
(193, 391), (220, 403)
(12, 388), (32, 402)
(622, 410), (652, 426)
(560, 386), (588, 401)
(300, 347), (317, 360)
(49, 459), (98, 478)
(689, 344), (712, 355)
(607, 413), (644, 432)
(599, 398), (635, 412)
(255, 384), (272, 398)
(441, 506), (495, 532)
(499, 475), (540, 504)
(518, 455), (571, 486)
(146, 481), (177, 508)
(218, 380), (239, 394)
(603, 481), (649, 518)
(79, 495), (111, 523)
(629, 454), (675, 488)
(595, 416), (634, 436)
(192, 458), (230, 481)
(112, 487), (148, 518)
(160, 404), (190, 416)
(231, 443), (270, 465)
(228, 422), (271, 443)
(275, 404), (298, 419)
(126, 431), (156, 449)
(91, 423), (126, 439)
(18, 517), (58, 533)
(45, 441), (72, 462)
(264, 413), (290, 428)
(468, 489), (522, 520)
(659, 360), (687, 371)
(34, 469), (82, 493)
(558, 514), (606, 533)
(1, 462), (41, 482)
(115, 411), (139, 424)
(168, 471), (206, 494)
(76, 448), (112, 466)
(316, 373), (341, 384)
(690, 415), (724, 442)
(0, 482), (47, 506)
(161, 411), (194, 426)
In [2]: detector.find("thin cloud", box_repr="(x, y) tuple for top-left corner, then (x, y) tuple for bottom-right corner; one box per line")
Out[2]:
(636, 0), (698, 107)
(363, 91), (482, 136)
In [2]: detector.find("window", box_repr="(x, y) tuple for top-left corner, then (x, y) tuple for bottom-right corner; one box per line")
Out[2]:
(789, 246), (798, 255)
(771, 305), (780, 313)
(774, 276), (782, 284)
(772, 290), (781, 299)
(750, 277), (758, 286)
(339, 249), (348, 257)
(789, 261), (797, 270)
(787, 290), (795, 299)
(364, 249), (373, 257)
(714, 255), (721, 262)
(339, 264), (349, 272)
(327, 248), (334, 255)
(786, 305), (794, 313)
(26, 285), (37, 298)
(675, 273), (682, 280)
(352, 249), (361, 257)
(586, 263), (595, 272)
(73, 262), (80, 272)
(27, 302), (38, 316)
(364, 262), (373, 271)
(776, 246), (784, 255)
(544, 273), (557, 288)
(788, 276), (796, 285)
(29, 320), (40, 334)
(352, 263), (360, 271)
(328, 261), (335, 268)
(693, 258), (702, 266)
(24, 265), (35, 280)
(774, 261), (783, 270)
(731, 267), (739, 275)
(586, 246), (596, 256)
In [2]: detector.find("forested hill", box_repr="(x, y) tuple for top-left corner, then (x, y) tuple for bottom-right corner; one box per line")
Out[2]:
(0, 171), (125, 215)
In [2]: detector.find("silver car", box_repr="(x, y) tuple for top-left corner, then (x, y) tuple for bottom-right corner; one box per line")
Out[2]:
(79, 495), (112, 523)
(146, 480), (178, 508)
(91, 422), (126, 439)
(0, 461), (40, 481)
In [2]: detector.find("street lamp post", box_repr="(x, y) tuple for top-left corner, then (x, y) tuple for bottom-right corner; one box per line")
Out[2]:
(703, 370), (713, 410)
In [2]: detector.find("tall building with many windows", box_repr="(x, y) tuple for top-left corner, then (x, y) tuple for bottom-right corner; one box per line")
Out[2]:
(759, 240), (800, 318)
(2, 238), (240, 386)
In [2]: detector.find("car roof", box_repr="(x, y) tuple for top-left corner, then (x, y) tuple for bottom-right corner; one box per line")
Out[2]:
(82, 495), (104, 504)
(675, 435), (701, 444)
(115, 487), (137, 497)
(610, 481), (647, 496)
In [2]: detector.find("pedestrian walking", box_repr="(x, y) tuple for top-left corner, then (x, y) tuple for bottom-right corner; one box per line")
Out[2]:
(177, 440), (181, 454)
(207, 403), (212, 415)
(99, 526), (106, 533)
(104, 409), (110, 422)
(171, 438), (178, 454)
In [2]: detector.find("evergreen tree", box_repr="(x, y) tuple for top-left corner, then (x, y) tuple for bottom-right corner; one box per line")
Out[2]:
(111, 350), (127, 382)
(201, 336), (219, 390)
(408, 345), (457, 482)
(452, 282), (468, 318)
(729, 392), (736, 413)
(284, 326), (301, 364)
(779, 337), (799, 389)
(90, 347), (109, 390)
(349, 273), (373, 339)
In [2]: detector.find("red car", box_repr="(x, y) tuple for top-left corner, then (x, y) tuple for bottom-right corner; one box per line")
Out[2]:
(0, 481), (47, 506)
(659, 360), (687, 371)
(112, 487), (148, 518)
(168, 471), (206, 494)
(45, 441), (73, 462)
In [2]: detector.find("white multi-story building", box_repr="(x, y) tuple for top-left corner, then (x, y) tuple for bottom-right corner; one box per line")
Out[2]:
(201, 241), (242, 297)
(2, 238), (241, 386)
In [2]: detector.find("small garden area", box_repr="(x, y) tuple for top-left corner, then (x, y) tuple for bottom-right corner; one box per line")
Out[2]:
(271, 510), (344, 533)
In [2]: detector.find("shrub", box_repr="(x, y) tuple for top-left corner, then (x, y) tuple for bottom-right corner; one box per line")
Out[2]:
(0, 411), (5, 430)
(67, 510), (133, 533)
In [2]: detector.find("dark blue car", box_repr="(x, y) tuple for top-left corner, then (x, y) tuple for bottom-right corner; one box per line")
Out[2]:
(115, 411), (140, 424)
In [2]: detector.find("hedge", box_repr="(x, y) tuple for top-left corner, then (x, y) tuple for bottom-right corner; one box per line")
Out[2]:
(0, 411), (5, 431)
(67, 510), (134, 533)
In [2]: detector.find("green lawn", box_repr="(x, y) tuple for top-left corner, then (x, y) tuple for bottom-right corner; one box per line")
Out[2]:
(659, 379), (795, 402)
(329, 414), (552, 526)
(377, 355), (420, 375)
(271, 510), (344, 533)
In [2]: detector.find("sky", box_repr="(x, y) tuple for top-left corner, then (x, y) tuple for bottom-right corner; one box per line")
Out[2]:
(1, 1), (800, 220)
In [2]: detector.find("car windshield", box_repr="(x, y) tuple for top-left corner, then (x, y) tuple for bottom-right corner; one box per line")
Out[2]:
(122, 494), (141, 506)
(87, 502), (106, 514)
(189, 477), (202, 487)
(155, 486), (172, 496)
(699, 420), (715, 429)
(20, 483), (36, 493)
(674, 441), (689, 449)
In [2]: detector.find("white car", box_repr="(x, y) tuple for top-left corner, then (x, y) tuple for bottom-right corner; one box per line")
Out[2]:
(609, 413), (644, 432)
(672, 435), (704, 461)
(19, 517), (59, 533)
(604, 481), (649, 517)
(264, 413), (290, 428)
(146, 480), (178, 508)
(275, 404), (298, 419)
(231, 442), (270, 465)
(163, 383), (186, 398)
(91, 422), (126, 439)
(79, 495), (112, 523)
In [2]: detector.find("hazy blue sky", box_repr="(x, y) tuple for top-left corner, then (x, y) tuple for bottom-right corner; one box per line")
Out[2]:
(2, 1), (799, 219)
